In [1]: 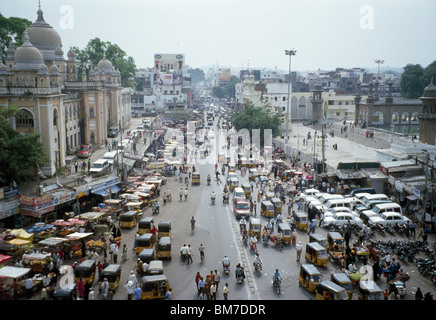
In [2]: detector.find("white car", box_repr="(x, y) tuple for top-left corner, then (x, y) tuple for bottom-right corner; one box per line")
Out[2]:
(208, 130), (215, 139)
(305, 196), (323, 211)
(322, 212), (363, 227)
(295, 188), (320, 201)
(368, 212), (410, 227)
(324, 207), (360, 219)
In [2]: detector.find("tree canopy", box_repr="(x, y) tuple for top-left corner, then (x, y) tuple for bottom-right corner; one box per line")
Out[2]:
(0, 107), (49, 184)
(212, 75), (240, 99)
(73, 37), (137, 88)
(232, 100), (281, 143)
(0, 13), (32, 62)
(400, 61), (436, 99)
(188, 67), (205, 84)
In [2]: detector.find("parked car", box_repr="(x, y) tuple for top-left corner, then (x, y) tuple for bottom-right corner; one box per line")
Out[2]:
(107, 127), (119, 138)
(89, 159), (110, 177)
(77, 144), (93, 158)
(322, 212), (363, 228)
(368, 212), (410, 227)
(360, 203), (403, 223)
(324, 207), (360, 219)
(234, 199), (250, 220)
(295, 188), (320, 202)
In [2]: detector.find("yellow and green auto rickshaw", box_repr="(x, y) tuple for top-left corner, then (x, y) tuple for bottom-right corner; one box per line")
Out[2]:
(305, 242), (328, 267)
(99, 264), (122, 291)
(119, 211), (138, 229)
(156, 236), (172, 260)
(265, 192), (275, 202)
(294, 212), (309, 230)
(309, 233), (328, 249)
(260, 200), (275, 218)
(242, 183), (252, 199)
(330, 272), (353, 300)
(277, 223), (292, 245)
(248, 168), (258, 181)
(74, 259), (96, 285)
(192, 172), (201, 185)
(136, 233), (155, 254)
(228, 163), (236, 173)
(315, 280), (349, 300)
(52, 283), (76, 300)
(229, 177), (239, 192)
(157, 220), (171, 239)
(298, 263), (322, 293)
(248, 218), (262, 238)
(140, 274), (171, 300)
(358, 280), (383, 300)
(138, 217), (154, 235)
(327, 232), (345, 252)
(138, 248), (156, 264)
(271, 198), (282, 214)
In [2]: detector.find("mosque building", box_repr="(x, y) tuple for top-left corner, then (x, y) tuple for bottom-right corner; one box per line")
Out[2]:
(0, 6), (131, 177)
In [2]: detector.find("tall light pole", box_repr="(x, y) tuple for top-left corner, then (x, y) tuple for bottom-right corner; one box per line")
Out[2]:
(285, 49), (296, 142)
(375, 59), (384, 97)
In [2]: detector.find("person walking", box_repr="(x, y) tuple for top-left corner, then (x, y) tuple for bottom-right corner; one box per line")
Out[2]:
(124, 280), (134, 300)
(134, 284), (142, 300)
(223, 283), (229, 300)
(101, 278), (109, 300)
(296, 241), (302, 261)
(113, 243), (119, 263)
(214, 270), (221, 291)
(197, 277), (205, 298)
(186, 244), (193, 264)
(210, 282), (217, 300)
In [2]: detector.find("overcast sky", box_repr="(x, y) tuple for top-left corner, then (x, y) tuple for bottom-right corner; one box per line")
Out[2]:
(2, 0), (435, 72)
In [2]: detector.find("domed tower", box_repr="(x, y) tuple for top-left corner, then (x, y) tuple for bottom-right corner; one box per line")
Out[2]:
(311, 80), (324, 123)
(66, 47), (77, 81)
(26, 6), (63, 63)
(4, 44), (16, 71)
(419, 79), (436, 145)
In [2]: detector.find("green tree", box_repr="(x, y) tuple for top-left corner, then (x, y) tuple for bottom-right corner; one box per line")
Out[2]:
(400, 64), (424, 99)
(188, 68), (205, 84)
(212, 86), (226, 99)
(232, 100), (281, 143)
(422, 60), (436, 87)
(0, 108), (49, 184)
(0, 13), (32, 62)
(73, 37), (137, 88)
(225, 75), (240, 98)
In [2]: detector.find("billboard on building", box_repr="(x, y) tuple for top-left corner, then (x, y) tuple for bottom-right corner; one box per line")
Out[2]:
(154, 54), (185, 73)
(218, 68), (231, 87)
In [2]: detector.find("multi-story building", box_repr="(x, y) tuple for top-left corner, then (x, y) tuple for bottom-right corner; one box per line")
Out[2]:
(0, 6), (130, 176)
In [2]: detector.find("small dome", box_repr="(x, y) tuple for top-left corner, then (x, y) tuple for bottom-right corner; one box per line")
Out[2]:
(67, 47), (76, 61)
(6, 45), (15, 58)
(97, 54), (113, 71)
(13, 31), (44, 71)
(49, 64), (60, 75)
(54, 45), (64, 58)
(37, 64), (49, 76)
(423, 80), (436, 98)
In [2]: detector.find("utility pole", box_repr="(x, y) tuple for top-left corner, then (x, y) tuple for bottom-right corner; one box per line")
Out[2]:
(284, 49), (296, 142)
(322, 125), (326, 174)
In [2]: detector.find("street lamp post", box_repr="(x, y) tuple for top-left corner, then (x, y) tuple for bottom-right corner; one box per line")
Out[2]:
(285, 49), (296, 143)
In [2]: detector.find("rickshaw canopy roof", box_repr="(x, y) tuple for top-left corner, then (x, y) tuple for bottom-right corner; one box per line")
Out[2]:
(301, 264), (321, 275)
(318, 280), (346, 293)
(295, 211), (308, 218)
(139, 233), (154, 241)
(158, 236), (171, 245)
(121, 211), (137, 217)
(158, 220), (171, 228)
(261, 200), (273, 206)
(328, 232), (344, 240)
(250, 218), (261, 225)
(331, 272), (351, 283)
(76, 259), (96, 270)
(359, 280), (382, 292)
(141, 274), (167, 284)
(101, 264), (121, 275)
(278, 223), (292, 231)
(307, 242), (327, 251)
(138, 248), (155, 258)
(140, 217), (154, 223)
(309, 233), (327, 242)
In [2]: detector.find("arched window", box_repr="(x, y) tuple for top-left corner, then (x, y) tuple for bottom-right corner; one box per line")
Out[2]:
(401, 112), (409, 124)
(89, 107), (95, 118)
(372, 111), (383, 125)
(392, 112), (399, 124)
(53, 108), (58, 126)
(90, 132), (95, 144)
(16, 109), (34, 128)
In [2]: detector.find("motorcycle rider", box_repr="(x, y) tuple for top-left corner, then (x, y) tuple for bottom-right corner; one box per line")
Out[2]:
(273, 269), (282, 285)
(207, 174), (211, 185)
(239, 217), (247, 233)
(222, 256), (230, 272)
(253, 253), (262, 270)
(249, 235), (258, 251)
(211, 191), (216, 204)
(235, 263), (245, 280)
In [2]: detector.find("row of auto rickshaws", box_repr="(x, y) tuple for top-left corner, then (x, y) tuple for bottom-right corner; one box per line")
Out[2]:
(298, 263), (383, 300)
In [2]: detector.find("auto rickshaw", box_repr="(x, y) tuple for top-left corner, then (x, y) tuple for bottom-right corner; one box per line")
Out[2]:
(119, 211), (138, 229)
(327, 232), (344, 252)
(298, 264), (322, 293)
(248, 168), (258, 181)
(229, 177), (239, 192)
(358, 280), (383, 300)
(309, 233), (328, 249)
(99, 264), (122, 291)
(124, 201), (144, 215)
(330, 272), (353, 300)
(294, 212), (309, 230)
(260, 200), (274, 218)
(265, 192), (275, 201)
(315, 280), (349, 300)
(228, 163), (236, 173)
(138, 248), (156, 264)
(74, 259), (96, 285)
(140, 274), (171, 300)
(271, 198), (282, 214)
(52, 283), (76, 300)
(147, 260), (164, 275)
(305, 242), (328, 267)
(136, 233), (155, 254)
(242, 183), (252, 198)
(138, 217), (154, 235)
(156, 237), (172, 259)
(248, 218), (262, 238)
(157, 220), (171, 239)
(277, 223), (292, 245)
(192, 172), (201, 185)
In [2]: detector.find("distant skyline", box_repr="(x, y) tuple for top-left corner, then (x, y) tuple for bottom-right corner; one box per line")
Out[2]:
(2, 0), (435, 72)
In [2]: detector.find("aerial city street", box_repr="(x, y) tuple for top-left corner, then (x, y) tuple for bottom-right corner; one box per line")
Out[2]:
(0, 1), (435, 305)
